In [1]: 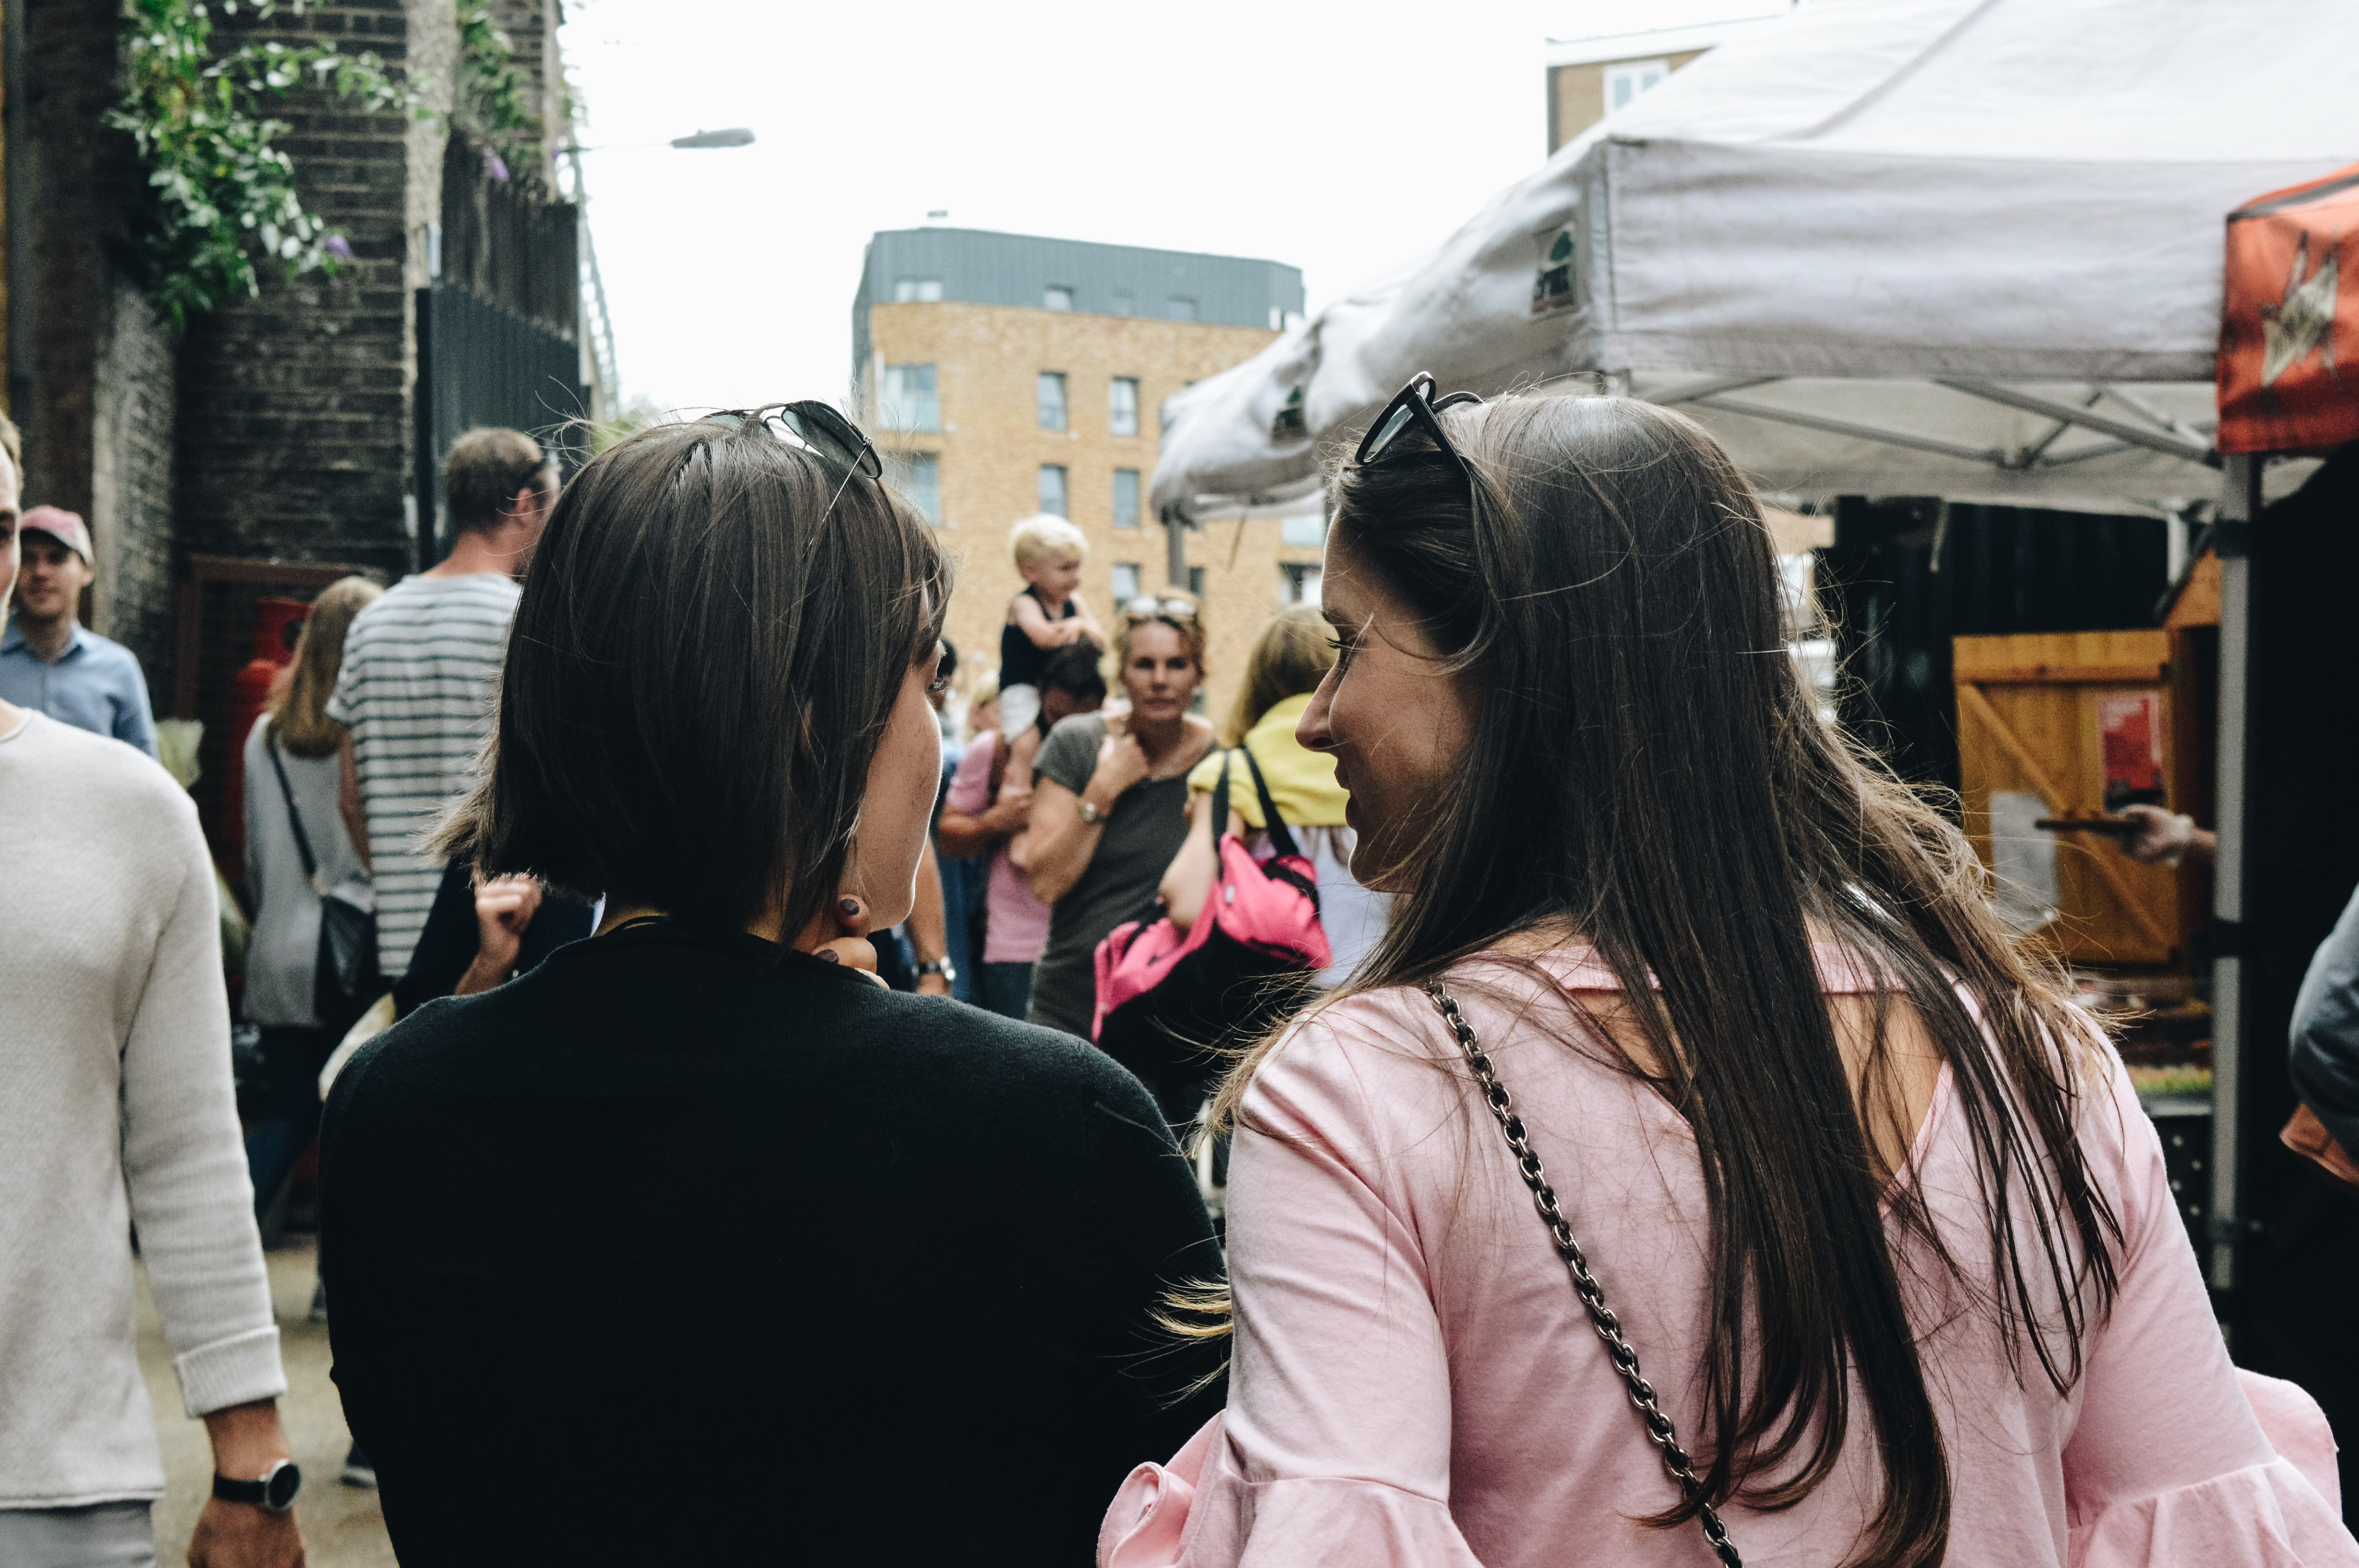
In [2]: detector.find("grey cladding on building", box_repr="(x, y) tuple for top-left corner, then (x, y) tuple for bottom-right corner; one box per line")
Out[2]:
(852, 228), (1304, 391)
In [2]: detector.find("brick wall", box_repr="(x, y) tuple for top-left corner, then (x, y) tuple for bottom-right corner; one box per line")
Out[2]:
(15, 0), (180, 694)
(173, 0), (427, 588)
(89, 276), (178, 679)
(865, 300), (1325, 724)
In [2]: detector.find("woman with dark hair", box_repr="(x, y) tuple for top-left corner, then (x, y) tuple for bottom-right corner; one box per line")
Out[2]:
(318, 407), (1222, 1564)
(1100, 383), (2355, 1567)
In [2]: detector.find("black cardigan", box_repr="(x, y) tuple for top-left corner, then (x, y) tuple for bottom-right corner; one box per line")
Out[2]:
(320, 922), (1225, 1564)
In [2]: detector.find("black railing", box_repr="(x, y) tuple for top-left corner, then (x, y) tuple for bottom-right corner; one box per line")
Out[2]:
(412, 282), (589, 574)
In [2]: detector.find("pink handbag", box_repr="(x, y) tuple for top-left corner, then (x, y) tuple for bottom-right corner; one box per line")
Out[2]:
(1092, 748), (1331, 1104)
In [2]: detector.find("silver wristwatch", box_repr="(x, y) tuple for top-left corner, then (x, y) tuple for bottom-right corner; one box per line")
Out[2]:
(918, 958), (957, 986)
(1078, 797), (1103, 825)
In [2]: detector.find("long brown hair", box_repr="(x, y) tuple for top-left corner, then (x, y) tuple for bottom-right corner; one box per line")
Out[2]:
(1199, 394), (2119, 1567)
(269, 575), (381, 758)
(441, 409), (949, 940)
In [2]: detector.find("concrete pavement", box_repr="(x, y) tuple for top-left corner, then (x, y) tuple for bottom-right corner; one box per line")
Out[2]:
(136, 1240), (395, 1568)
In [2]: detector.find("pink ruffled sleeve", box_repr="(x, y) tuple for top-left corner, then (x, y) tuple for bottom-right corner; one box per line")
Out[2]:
(2063, 1069), (2355, 1566)
(1099, 1012), (1490, 1567)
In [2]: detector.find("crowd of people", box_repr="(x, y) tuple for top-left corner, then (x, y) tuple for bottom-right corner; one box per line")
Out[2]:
(4, 383), (2359, 1568)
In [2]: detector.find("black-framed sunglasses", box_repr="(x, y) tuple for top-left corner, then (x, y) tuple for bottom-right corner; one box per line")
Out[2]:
(1354, 370), (1485, 477)
(707, 401), (884, 521)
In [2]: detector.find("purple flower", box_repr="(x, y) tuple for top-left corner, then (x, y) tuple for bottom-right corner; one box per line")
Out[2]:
(323, 234), (353, 261)
(482, 145), (509, 183)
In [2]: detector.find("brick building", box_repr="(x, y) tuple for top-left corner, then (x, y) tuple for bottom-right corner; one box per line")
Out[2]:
(852, 228), (1318, 722)
(0, 0), (585, 846)
(1544, 9), (1790, 153)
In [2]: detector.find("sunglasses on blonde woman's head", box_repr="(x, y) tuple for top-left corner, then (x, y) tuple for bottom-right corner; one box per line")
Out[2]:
(705, 401), (884, 523)
(1122, 596), (1197, 620)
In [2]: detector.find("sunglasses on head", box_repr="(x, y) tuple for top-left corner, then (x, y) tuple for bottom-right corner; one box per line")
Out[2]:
(706, 401), (884, 522)
(1355, 370), (1484, 480)
(1121, 595), (1197, 620)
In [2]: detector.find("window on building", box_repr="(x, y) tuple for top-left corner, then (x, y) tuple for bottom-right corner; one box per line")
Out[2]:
(885, 450), (941, 525)
(1111, 562), (1141, 603)
(1036, 372), (1067, 431)
(1281, 563), (1323, 606)
(1167, 296), (1198, 321)
(880, 363), (938, 432)
(1038, 464), (1069, 517)
(1187, 565), (1206, 598)
(1110, 292), (1135, 317)
(1605, 58), (1669, 113)
(893, 277), (943, 303)
(1044, 285), (1075, 312)
(1113, 468), (1141, 529)
(1108, 377), (1140, 437)
(1281, 512), (1326, 547)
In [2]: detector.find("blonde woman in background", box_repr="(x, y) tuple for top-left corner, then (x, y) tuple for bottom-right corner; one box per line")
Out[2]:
(1026, 595), (1214, 1038)
(1160, 604), (1387, 989)
(242, 575), (381, 1221)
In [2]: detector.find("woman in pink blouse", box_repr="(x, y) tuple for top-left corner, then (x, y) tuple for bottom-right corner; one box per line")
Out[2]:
(1100, 381), (2357, 1568)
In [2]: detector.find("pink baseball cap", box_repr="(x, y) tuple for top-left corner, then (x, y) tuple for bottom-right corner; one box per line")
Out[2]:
(20, 507), (91, 562)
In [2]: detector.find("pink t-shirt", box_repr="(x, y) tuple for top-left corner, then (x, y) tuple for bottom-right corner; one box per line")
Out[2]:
(1101, 947), (2356, 1568)
(946, 731), (1052, 965)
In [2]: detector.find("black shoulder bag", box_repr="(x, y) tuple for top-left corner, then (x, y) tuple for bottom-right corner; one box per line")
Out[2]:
(265, 737), (380, 1033)
(1425, 979), (1743, 1567)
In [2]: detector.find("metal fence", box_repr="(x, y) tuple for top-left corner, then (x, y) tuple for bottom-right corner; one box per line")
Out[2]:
(413, 283), (590, 574)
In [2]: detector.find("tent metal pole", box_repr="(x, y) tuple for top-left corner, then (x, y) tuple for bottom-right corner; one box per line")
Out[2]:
(1643, 375), (1781, 407)
(2097, 384), (2207, 444)
(2017, 389), (2105, 466)
(1163, 506), (1189, 590)
(1935, 381), (2217, 464)
(2033, 439), (2136, 468)
(1694, 395), (2008, 466)
(2210, 452), (2260, 1294)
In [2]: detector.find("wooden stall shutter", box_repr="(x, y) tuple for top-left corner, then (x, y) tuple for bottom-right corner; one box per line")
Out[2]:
(1953, 630), (2190, 967)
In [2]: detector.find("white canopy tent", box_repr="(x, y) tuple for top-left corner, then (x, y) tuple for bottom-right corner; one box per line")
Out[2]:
(1154, 0), (2359, 522)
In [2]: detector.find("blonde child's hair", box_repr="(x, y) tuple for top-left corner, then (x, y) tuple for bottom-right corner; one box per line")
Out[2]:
(1009, 513), (1088, 572)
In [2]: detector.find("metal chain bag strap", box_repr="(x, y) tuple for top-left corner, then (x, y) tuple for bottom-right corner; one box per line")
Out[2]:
(1425, 979), (1743, 1568)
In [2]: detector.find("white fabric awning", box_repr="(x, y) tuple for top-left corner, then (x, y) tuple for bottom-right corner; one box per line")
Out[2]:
(1155, 0), (2359, 520)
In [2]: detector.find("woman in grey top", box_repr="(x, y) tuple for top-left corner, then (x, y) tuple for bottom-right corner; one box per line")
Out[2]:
(1024, 595), (1214, 1037)
(242, 575), (379, 1220)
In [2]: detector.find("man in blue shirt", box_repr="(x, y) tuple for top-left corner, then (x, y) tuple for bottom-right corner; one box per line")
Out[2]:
(0, 507), (156, 758)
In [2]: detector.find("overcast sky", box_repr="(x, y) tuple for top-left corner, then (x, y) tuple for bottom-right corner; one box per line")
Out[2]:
(560, 0), (1787, 414)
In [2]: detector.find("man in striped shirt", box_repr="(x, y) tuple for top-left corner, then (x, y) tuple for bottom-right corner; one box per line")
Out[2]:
(331, 429), (556, 978)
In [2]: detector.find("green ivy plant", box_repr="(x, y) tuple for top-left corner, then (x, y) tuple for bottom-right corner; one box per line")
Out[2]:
(454, 0), (540, 182)
(109, 0), (411, 329)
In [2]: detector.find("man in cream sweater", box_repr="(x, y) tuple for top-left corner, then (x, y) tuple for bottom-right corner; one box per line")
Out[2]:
(0, 454), (303, 1564)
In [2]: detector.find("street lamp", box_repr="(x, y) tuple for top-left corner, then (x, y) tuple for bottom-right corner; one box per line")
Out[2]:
(565, 129), (757, 415)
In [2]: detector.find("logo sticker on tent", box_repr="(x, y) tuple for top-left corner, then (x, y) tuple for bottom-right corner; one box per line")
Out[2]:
(2219, 160), (2359, 452)
(1531, 223), (1576, 317)
(1270, 385), (1307, 443)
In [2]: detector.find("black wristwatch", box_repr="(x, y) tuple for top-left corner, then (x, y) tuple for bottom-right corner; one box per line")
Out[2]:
(213, 1458), (302, 1514)
(918, 957), (957, 986)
